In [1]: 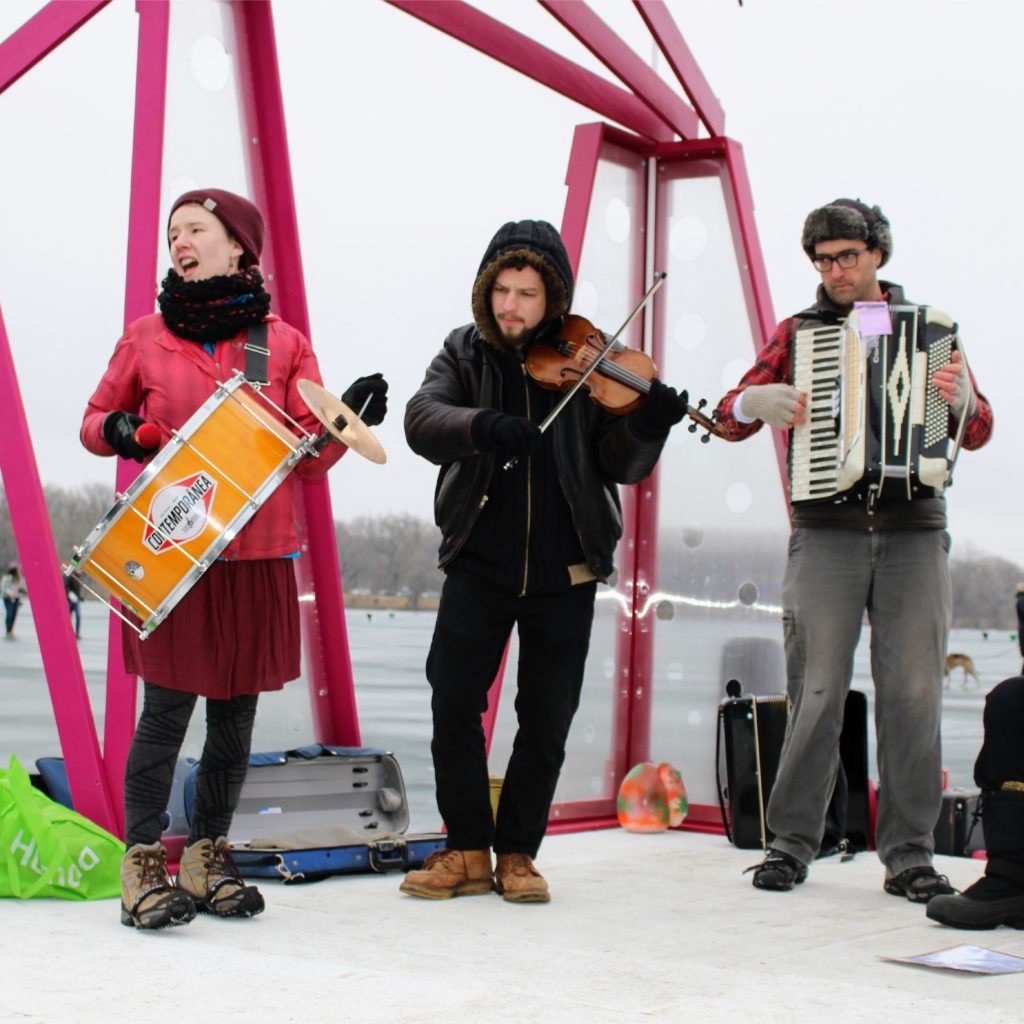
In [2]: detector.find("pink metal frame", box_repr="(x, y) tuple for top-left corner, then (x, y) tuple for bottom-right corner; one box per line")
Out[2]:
(227, 1), (361, 746)
(3, 0), (779, 840)
(391, 1), (782, 835)
(0, 0), (355, 838)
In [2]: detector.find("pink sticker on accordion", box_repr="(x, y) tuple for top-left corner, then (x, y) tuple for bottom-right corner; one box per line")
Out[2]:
(142, 472), (218, 554)
(854, 301), (892, 335)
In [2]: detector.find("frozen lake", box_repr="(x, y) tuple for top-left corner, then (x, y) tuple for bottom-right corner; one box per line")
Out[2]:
(0, 599), (1020, 832)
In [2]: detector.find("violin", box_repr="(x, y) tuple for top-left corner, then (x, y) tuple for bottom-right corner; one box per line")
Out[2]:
(524, 314), (724, 442)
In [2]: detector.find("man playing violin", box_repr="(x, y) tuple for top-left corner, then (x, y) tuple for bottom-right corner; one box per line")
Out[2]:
(403, 219), (688, 902)
(714, 199), (992, 902)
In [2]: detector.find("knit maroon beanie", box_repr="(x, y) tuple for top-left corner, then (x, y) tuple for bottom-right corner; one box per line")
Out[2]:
(168, 188), (265, 269)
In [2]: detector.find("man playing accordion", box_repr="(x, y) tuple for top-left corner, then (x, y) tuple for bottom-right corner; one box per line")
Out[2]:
(714, 199), (992, 901)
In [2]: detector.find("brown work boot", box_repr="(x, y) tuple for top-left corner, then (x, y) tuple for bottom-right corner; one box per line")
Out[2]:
(177, 837), (265, 918)
(120, 841), (197, 930)
(494, 853), (550, 904)
(399, 848), (494, 899)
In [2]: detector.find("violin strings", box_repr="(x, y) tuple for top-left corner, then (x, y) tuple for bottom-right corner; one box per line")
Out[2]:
(567, 343), (651, 393)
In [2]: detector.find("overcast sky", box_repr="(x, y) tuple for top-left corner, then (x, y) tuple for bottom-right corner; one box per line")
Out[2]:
(2, 0), (1022, 567)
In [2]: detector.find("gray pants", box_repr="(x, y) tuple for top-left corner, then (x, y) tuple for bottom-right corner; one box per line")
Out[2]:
(767, 526), (951, 876)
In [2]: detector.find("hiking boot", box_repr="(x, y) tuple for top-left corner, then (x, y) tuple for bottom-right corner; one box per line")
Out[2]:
(494, 853), (550, 904)
(926, 875), (1024, 930)
(120, 841), (197, 930)
(177, 837), (265, 918)
(884, 865), (956, 903)
(746, 849), (808, 891)
(399, 848), (494, 899)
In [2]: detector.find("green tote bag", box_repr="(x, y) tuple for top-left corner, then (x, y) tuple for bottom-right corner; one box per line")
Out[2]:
(0, 755), (124, 900)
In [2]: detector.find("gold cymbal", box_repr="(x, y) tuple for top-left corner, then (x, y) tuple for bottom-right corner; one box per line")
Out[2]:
(296, 379), (387, 465)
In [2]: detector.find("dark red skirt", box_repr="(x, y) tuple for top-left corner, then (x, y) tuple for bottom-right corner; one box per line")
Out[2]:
(122, 559), (300, 700)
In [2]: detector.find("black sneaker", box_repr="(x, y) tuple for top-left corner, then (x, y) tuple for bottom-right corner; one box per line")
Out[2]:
(884, 865), (956, 904)
(745, 849), (808, 891)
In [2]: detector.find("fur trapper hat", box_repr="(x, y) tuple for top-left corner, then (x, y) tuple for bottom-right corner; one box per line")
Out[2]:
(168, 188), (265, 269)
(471, 220), (573, 348)
(802, 198), (892, 267)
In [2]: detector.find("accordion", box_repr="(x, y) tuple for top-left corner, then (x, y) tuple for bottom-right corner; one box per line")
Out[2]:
(789, 304), (970, 506)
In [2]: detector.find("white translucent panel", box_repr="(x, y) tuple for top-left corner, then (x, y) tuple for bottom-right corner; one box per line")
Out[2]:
(721, 357), (751, 390)
(570, 144), (646, 346)
(163, 1), (251, 273)
(164, 1), (314, 750)
(190, 35), (232, 93)
(673, 312), (707, 352)
(574, 279), (600, 321)
(725, 481), (754, 514)
(645, 159), (792, 806)
(669, 214), (709, 261)
(604, 197), (631, 245)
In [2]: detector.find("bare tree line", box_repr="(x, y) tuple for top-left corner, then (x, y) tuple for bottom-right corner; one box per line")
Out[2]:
(1, 485), (1021, 628)
(0, 483), (114, 582)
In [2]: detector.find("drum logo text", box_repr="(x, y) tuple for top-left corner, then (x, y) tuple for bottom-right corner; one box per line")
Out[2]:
(143, 472), (218, 553)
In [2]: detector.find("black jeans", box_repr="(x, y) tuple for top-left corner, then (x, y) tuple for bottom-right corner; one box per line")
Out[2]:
(427, 571), (597, 857)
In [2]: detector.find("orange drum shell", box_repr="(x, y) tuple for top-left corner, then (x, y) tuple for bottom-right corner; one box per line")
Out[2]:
(74, 381), (301, 628)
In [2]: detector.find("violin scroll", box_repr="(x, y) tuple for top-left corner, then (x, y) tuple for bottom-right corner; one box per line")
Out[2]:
(686, 397), (724, 443)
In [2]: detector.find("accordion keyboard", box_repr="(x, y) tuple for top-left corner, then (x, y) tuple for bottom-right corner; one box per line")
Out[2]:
(790, 324), (845, 502)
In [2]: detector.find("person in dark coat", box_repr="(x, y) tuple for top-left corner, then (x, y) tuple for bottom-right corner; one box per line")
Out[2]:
(927, 675), (1024, 929)
(401, 219), (688, 903)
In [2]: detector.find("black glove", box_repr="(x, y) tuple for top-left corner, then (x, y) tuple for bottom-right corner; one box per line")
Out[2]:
(101, 411), (159, 462)
(471, 410), (543, 456)
(628, 380), (689, 441)
(341, 372), (388, 427)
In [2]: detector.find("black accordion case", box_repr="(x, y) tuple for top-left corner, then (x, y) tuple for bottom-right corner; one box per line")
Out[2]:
(717, 688), (871, 853)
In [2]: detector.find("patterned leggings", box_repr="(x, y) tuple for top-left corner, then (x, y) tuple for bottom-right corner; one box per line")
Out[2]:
(124, 682), (258, 848)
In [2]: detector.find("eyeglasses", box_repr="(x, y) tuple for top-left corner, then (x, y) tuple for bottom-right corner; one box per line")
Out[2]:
(811, 248), (871, 272)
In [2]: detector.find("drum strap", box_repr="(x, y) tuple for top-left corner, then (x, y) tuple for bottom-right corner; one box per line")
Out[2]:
(244, 322), (270, 386)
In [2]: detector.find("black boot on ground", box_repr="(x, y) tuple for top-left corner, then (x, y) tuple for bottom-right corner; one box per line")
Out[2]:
(927, 790), (1024, 930)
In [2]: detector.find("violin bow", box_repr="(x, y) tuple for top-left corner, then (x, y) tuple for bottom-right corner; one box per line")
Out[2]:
(503, 272), (667, 471)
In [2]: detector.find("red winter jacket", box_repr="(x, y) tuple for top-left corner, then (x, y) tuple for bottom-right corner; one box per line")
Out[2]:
(81, 313), (345, 560)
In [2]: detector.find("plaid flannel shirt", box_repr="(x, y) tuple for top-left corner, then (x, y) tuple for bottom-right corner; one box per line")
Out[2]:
(714, 290), (993, 451)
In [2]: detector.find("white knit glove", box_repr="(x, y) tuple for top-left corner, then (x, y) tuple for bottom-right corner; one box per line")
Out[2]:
(932, 349), (976, 418)
(740, 383), (807, 429)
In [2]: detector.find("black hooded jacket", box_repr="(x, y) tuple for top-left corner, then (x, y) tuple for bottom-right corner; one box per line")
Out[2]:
(404, 221), (667, 584)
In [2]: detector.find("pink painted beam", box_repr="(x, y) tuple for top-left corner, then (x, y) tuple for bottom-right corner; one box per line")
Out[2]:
(387, 0), (671, 142)
(540, 0), (698, 140)
(560, 123), (606, 274)
(0, 305), (117, 832)
(0, 0), (110, 94)
(655, 136), (786, 493)
(94, 0), (172, 836)
(634, 0), (725, 137)
(231, 0), (360, 745)
(719, 136), (789, 494)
